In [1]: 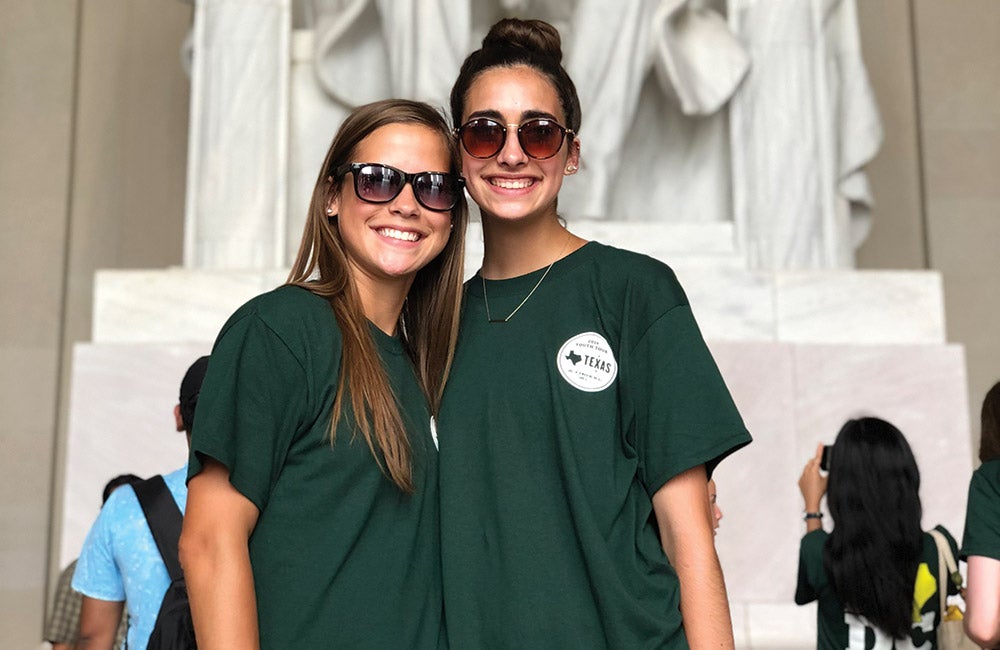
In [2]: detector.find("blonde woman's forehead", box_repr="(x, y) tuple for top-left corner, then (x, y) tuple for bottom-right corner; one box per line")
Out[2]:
(353, 123), (451, 173)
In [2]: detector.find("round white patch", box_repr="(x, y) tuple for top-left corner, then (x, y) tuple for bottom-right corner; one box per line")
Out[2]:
(557, 332), (618, 392)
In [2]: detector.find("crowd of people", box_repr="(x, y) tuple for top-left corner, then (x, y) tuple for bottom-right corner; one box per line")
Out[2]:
(51, 16), (997, 650)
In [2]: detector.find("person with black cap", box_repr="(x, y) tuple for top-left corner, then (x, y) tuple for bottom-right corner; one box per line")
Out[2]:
(72, 356), (209, 650)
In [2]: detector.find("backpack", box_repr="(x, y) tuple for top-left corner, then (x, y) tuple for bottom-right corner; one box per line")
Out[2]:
(133, 475), (197, 650)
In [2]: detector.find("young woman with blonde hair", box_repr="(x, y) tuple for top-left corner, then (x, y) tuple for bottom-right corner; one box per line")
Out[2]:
(180, 98), (466, 649)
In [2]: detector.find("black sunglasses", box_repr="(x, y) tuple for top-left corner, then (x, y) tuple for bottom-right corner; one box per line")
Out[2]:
(334, 163), (464, 212)
(456, 117), (574, 160)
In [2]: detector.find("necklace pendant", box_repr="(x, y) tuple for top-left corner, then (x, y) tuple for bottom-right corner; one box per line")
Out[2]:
(481, 230), (573, 324)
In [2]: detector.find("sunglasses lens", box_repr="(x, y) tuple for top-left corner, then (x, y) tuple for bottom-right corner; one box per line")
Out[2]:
(414, 173), (460, 211)
(520, 120), (565, 159)
(461, 119), (505, 159)
(355, 165), (403, 202)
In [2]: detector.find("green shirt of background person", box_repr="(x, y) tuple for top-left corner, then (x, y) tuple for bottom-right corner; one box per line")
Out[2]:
(961, 380), (1000, 648)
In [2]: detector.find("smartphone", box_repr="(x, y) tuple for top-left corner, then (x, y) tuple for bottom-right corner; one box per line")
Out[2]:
(820, 445), (832, 472)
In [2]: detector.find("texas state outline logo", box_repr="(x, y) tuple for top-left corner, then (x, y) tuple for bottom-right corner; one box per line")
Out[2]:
(557, 331), (618, 392)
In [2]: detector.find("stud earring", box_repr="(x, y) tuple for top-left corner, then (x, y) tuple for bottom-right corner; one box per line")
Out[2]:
(565, 164), (577, 174)
(326, 207), (334, 216)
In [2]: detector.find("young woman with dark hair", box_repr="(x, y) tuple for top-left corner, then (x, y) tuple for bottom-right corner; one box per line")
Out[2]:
(797, 417), (961, 649)
(961, 380), (1000, 648)
(179, 98), (467, 649)
(438, 17), (751, 648)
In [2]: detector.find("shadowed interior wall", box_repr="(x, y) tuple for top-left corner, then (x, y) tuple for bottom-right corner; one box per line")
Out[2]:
(858, 0), (1000, 451)
(0, 3), (78, 647)
(0, 1), (191, 646)
(911, 0), (1000, 451)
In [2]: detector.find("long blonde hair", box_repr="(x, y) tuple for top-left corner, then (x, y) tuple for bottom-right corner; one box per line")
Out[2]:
(287, 99), (467, 492)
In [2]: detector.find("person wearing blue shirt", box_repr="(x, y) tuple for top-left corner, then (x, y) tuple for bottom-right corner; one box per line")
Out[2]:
(72, 356), (208, 650)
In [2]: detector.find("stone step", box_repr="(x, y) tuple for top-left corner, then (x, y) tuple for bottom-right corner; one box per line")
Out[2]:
(676, 266), (946, 344)
(93, 265), (946, 345)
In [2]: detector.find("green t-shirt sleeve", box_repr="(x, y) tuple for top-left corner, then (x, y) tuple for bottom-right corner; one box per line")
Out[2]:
(795, 529), (827, 605)
(188, 309), (311, 512)
(629, 304), (751, 496)
(961, 460), (1000, 560)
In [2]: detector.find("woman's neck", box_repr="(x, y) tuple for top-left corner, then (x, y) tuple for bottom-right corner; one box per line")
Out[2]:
(353, 274), (411, 335)
(480, 215), (587, 279)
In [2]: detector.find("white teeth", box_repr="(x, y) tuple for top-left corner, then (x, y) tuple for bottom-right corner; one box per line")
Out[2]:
(491, 178), (532, 189)
(377, 227), (420, 242)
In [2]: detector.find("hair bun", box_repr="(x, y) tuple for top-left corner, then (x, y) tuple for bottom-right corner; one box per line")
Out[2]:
(482, 18), (563, 63)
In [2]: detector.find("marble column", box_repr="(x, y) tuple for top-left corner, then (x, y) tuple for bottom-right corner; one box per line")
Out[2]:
(184, 0), (291, 269)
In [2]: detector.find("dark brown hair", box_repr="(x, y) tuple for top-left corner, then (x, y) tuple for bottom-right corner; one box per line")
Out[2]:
(981, 380), (1000, 463)
(450, 18), (582, 133)
(287, 99), (467, 492)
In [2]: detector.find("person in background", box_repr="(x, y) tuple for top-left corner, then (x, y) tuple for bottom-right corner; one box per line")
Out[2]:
(796, 417), (961, 649)
(961, 380), (1000, 648)
(73, 356), (208, 650)
(438, 17), (751, 649)
(180, 99), (466, 649)
(43, 474), (141, 650)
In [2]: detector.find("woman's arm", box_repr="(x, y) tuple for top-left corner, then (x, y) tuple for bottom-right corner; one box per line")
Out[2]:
(652, 464), (734, 650)
(798, 444), (828, 533)
(964, 554), (1000, 648)
(179, 458), (260, 650)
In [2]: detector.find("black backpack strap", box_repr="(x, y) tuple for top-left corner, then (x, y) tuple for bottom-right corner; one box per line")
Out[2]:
(133, 475), (184, 582)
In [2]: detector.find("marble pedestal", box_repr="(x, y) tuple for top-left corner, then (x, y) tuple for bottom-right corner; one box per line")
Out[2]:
(63, 222), (972, 650)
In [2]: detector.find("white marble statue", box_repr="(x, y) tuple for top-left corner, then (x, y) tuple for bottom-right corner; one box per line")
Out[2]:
(184, 0), (292, 270)
(728, 0), (883, 268)
(183, 0), (880, 270)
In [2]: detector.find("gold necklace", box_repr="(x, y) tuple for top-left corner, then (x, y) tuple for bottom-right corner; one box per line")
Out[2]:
(482, 231), (571, 324)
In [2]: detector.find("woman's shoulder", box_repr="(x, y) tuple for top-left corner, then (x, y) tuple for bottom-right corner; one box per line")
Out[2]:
(973, 459), (1000, 486)
(218, 284), (340, 347)
(577, 241), (687, 305)
(583, 241), (677, 275)
(236, 284), (331, 319)
(924, 525), (960, 556)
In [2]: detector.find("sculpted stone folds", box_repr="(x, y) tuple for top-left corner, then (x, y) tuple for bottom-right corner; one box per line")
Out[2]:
(185, 0), (880, 270)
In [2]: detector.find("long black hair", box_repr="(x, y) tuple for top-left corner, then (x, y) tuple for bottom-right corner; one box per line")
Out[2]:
(823, 417), (923, 639)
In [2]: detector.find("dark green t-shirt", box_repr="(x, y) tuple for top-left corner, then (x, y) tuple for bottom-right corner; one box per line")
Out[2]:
(438, 242), (751, 649)
(961, 459), (1000, 560)
(795, 526), (960, 650)
(189, 285), (445, 649)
